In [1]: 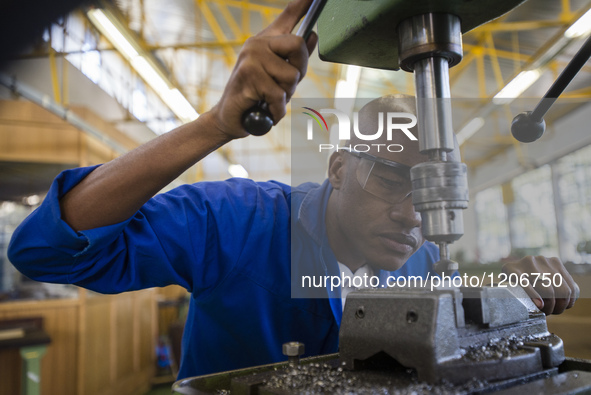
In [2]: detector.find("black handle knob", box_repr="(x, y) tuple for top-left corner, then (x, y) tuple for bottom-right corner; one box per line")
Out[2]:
(242, 102), (274, 136)
(511, 111), (546, 143)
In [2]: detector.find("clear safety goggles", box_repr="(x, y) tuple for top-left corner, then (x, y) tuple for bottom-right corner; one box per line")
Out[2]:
(346, 150), (412, 204)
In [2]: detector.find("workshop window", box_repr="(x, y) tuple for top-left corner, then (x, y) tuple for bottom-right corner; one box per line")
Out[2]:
(475, 186), (511, 263)
(47, 14), (178, 135)
(555, 144), (591, 263)
(508, 165), (559, 258)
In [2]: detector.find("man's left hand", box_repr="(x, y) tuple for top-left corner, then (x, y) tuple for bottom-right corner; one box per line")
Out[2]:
(502, 256), (579, 315)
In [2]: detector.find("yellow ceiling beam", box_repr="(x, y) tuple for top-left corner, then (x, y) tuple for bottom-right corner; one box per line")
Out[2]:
(467, 19), (567, 33)
(196, 56), (215, 113)
(511, 31), (521, 74)
(485, 31), (506, 92)
(456, 3), (589, 96)
(197, 0), (237, 67)
(208, 0), (284, 14)
(462, 44), (531, 63)
(450, 33), (486, 87)
(476, 50), (486, 97)
(561, 86), (591, 98)
(450, 49), (476, 86)
(302, 66), (339, 98)
(146, 40), (246, 50)
(49, 45), (62, 104)
(241, 0), (250, 39)
(560, 0), (573, 20)
(216, 2), (245, 40)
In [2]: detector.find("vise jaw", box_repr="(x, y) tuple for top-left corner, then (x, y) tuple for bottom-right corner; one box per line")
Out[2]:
(339, 286), (564, 383)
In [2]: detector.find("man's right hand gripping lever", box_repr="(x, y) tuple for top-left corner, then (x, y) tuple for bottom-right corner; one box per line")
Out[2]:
(58, 0), (318, 232)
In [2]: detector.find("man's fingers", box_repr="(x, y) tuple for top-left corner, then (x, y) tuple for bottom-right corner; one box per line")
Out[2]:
(551, 295), (570, 314)
(540, 286), (556, 315)
(267, 35), (309, 81)
(239, 34), (307, 104)
(504, 255), (581, 315)
(568, 283), (580, 309)
(554, 258), (578, 309)
(306, 31), (319, 56)
(214, 0), (315, 137)
(546, 257), (577, 312)
(246, 71), (288, 124)
(522, 284), (544, 311)
(264, 0), (314, 35)
(262, 55), (301, 99)
(560, 274), (577, 310)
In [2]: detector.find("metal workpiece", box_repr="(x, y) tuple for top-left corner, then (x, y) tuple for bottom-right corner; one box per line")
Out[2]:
(398, 14), (463, 72)
(433, 258), (459, 275)
(462, 287), (530, 327)
(435, 241), (460, 273)
(339, 287), (565, 384)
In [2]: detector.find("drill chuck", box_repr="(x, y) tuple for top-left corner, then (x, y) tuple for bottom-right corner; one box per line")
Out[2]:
(410, 161), (469, 243)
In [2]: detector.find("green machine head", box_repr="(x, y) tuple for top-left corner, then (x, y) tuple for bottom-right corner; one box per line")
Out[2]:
(316, 0), (529, 272)
(317, 0), (527, 70)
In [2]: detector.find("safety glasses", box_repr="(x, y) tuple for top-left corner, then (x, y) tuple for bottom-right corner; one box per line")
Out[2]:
(346, 150), (413, 204)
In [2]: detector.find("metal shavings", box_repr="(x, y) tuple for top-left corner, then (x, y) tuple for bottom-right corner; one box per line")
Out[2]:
(262, 362), (488, 394)
(462, 334), (551, 362)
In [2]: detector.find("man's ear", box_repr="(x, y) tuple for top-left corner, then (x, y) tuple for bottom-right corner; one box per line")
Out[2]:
(328, 151), (345, 189)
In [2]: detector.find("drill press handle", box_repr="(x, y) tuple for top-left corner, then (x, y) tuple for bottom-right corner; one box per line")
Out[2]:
(511, 33), (591, 143)
(241, 0), (327, 136)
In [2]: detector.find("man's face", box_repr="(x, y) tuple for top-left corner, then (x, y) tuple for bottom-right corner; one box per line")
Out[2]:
(326, 106), (428, 272)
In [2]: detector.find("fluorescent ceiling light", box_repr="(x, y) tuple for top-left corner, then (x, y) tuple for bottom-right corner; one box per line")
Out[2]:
(335, 79), (355, 98)
(228, 164), (249, 178)
(87, 8), (198, 123)
(131, 56), (170, 95)
(564, 9), (591, 38)
(493, 69), (541, 104)
(87, 9), (138, 59)
(335, 65), (361, 98)
(162, 89), (199, 122)
(24, 195), (41, 206)
(456, 117), (485, 146)
(346, 65), (361, 83)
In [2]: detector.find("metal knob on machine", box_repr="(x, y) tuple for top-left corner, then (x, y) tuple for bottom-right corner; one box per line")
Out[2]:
(511, 111), (546, 143)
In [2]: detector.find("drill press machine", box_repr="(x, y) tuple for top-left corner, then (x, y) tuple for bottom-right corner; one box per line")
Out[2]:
(172, 1), (591, 393)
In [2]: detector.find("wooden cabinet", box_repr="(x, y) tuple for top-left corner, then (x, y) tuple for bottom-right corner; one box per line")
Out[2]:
(0, 289), (157, 395)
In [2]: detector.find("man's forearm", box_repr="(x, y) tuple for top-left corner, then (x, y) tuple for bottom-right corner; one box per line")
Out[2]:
(59, 0), (316, 232)
(60, 111), (231, 231)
